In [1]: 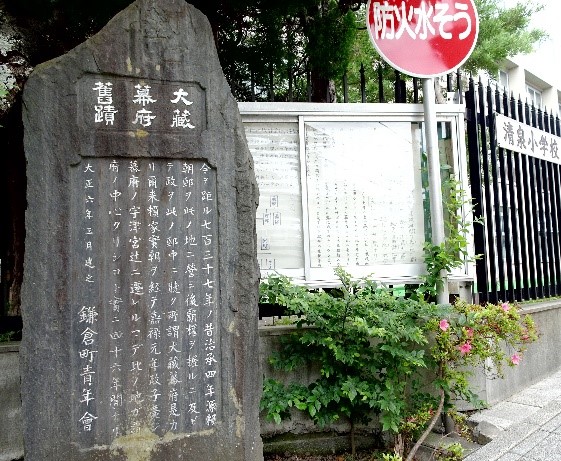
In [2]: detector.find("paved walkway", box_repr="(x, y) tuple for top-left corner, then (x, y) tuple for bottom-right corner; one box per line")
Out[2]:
(464, 369), (561, 460)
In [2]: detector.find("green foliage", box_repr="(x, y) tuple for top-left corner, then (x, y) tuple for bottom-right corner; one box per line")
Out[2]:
(260, 150), (538, 458)
(432, 300), (538, 403)
(260, 268), (441, 433)
(381, 453), (403, 461)
(260, 270), (538, 457)
(0, 330), (17, 342)
(466, 0), (547, 75)
(4, 0), (132, 62)
(306, 6), (357, 80)
(216, 0), (360, 101)
(340, 1), (546, 103)
(435, 442), (464, 461)
(417, 176), (476, 301)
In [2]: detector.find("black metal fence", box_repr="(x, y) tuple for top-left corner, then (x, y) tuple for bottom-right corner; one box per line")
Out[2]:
(251, 64), (464, 104)
(342, 67), (465, 104)
(344, 67), (464, 104)
(466, 77), (561, 304)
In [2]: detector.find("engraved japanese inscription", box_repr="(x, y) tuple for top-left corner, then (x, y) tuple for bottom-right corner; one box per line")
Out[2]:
(72, 158), (219, 444)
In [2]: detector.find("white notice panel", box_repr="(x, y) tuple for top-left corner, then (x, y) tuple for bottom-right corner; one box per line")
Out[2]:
(244, 122), (304, 277)
(304, 121), (425, 280)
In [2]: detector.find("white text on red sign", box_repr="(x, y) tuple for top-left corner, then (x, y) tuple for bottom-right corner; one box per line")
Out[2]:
(373, 1), (473, 40)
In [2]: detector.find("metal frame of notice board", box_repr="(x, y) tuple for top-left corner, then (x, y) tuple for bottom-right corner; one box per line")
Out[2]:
(239, 103), (474, 289)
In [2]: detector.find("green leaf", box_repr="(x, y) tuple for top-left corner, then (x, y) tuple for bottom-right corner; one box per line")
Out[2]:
(294, 401), (307, 411)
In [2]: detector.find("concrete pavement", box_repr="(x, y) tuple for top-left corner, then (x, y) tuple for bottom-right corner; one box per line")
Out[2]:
(464, 369), (561, 460)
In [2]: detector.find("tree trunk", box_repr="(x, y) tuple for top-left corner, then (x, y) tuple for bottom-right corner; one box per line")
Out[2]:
(405, 365), (446, 461)
(1, 101), (25, 317)
(350, 419), (356, 457)
(310, 69), (336, 103)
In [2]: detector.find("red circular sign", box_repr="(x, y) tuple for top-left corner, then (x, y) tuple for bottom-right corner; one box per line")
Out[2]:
(366, 0), (479, 78)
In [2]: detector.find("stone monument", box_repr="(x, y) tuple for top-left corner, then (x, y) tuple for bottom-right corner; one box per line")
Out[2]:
(20, 1), (262, 460)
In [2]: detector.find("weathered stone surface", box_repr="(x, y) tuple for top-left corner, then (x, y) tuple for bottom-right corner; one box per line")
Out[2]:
(21, 1), (262, 460)
(0, 343), (24, 461)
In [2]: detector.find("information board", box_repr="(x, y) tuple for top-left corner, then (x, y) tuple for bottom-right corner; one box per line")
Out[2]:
(244, 123), (305, 277)
(304, 121), (425, 280)
(244, 117), (428, 283)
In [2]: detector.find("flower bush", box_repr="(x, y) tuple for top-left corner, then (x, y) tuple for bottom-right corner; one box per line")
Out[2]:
(260, 270), (538, 460)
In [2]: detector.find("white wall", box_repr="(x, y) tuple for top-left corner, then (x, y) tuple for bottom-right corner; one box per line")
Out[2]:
(499, 58), (561, 117)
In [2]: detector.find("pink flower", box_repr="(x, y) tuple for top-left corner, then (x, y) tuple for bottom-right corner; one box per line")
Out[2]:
(439, 319), (450, 331)
(501, 302), (510, 312)
(458, 342), (472, 355)
(511, 354), (521, 365)
(465, 327), (474, 338)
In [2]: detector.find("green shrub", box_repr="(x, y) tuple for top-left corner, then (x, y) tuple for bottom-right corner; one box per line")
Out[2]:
(260, 269), (537, 459)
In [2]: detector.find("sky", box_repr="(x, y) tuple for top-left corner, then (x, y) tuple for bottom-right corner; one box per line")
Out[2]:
(501, 0), (561, 89)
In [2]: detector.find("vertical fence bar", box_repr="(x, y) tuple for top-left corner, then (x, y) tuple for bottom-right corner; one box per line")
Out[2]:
(250, 70), (256, 102)
(521, 102), (536, 298)
(268, 66), (275, 101)
(413, 78), (419, 103)
(547, 158), (560, 295)
(394, 70), (401, 102)
(486, 83), (504, 302)
(536, 156), (549, 297)
(529, 103), (544, 298)
(400, 79), (406, 103)
(534, 106), (547, 298)
(551, 162), (561, 296)
(544, 158), (556, 296)
(529, 157), (541, 299)
(378, 64), (385, 103)
(479, 79), (498, 303)
(466, 77), (490, 303)
(343, 72), (348, 103)
(546, 111), (561, 296)
(360, 63), (366, 103)
(456, 69), (463, 104)
(508, 94), (523, 301)
(498, 88), (515, 301)
(306, 68), (311, 102)
(537, 110), (551, 297)
(514, 98), (530, 300)
(288, 66), (294, 102)
(522, 156), (536, 299)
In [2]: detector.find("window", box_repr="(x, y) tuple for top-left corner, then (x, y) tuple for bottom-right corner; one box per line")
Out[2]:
(498, 70), (509, 92)
(526, 84), (542, 108)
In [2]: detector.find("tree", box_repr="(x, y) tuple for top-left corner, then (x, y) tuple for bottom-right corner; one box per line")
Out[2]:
(338, 0), (547, 103)
(467, 0), (547, 75)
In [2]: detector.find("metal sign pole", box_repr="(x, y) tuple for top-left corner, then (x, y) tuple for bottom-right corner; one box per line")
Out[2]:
(422, 77), (449, 304)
